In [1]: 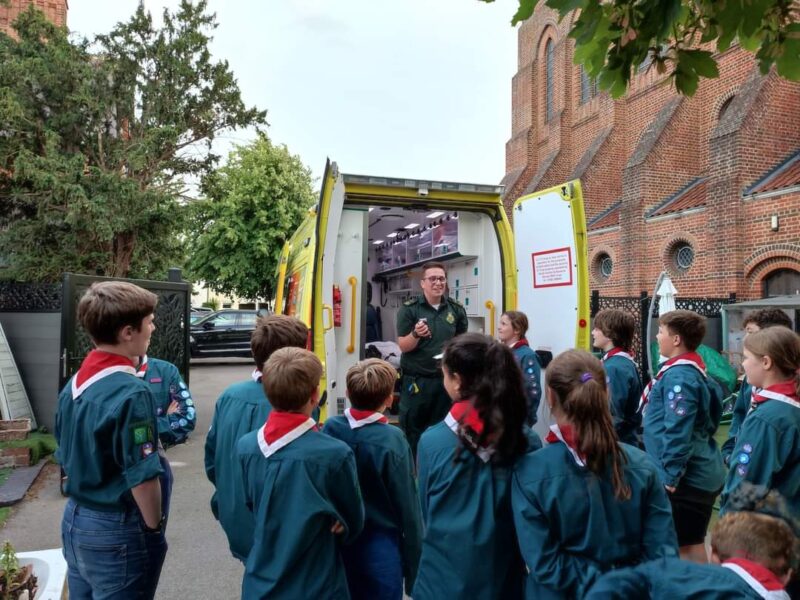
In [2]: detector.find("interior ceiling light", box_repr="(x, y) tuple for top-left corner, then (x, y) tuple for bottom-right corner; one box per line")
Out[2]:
(387, 232), (399, 238)
(372, 240), (384, 245)
(404, 223), (420, 229)
(426, 211), (444, 219)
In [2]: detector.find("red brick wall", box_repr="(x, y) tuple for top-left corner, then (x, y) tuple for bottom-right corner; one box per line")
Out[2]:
(0, 0), (67, 36)
(506, 3), (800, 299)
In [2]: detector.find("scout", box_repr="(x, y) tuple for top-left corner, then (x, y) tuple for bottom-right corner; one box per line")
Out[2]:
(204, 314), (308, 561)
(237, 347), (364, 599)
(722, 308), (793, 465)
(641, 309), (726, 562)
(323, 358), (423, 599)
(720, 326), (800, 520)
(498, 310), (543, 425)
(414, 333), (540, 600)
(591, 308), (642, 445)
(137, 355), (196, 447)
(55, 281), (166, 599)
(396, 261), (468, 456)
(513, 349), (678, 599)
(585, 484), (797, 599)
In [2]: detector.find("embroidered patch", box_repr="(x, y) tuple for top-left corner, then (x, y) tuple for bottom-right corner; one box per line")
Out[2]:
(737, 453), (750, 465)
(156, 408), (163, 416)
(149, 377), (162, 384)
(141, 442), (154, 457)
(132, 425), (151, 445)
(673, 385), (682, 393)
(736, 465), (748, 477)
(742, 443), (753, 453)
(185, 399), (194, 407)
(668, 392), (675, 400)
(669, 401), (676, 410)
(446, 312), (455, 324)
(675, 405), (687, 416)
(179, 382), (186, 389)
(179, 418), (188, 427)
(181, 391), (190, 399)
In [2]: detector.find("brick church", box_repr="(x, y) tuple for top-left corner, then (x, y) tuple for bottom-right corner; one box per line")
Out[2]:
(502, 5), (800, 300)
(0, 0), (67, 33)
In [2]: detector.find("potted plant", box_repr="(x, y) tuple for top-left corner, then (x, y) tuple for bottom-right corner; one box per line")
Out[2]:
(0, 542), (37, 600)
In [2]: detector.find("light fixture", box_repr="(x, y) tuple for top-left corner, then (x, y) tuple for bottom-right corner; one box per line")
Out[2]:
(372, 240), (384, 245)
(387, 232), (399, 238)
(404, 223), (420, 229)
(426, 211), (444, 219)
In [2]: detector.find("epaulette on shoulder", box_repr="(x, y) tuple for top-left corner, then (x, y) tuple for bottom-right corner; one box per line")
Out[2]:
(404, 298), (418, 306)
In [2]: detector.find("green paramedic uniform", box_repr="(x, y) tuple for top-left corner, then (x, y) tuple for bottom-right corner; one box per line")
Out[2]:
(397, 296), (468, 455)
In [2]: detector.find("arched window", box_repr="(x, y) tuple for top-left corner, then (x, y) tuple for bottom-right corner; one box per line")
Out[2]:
(763, 268), (800, 297)
(579, 65), (598, 105)
(545, 39), (554, 121)
(718, 96), (735, 121)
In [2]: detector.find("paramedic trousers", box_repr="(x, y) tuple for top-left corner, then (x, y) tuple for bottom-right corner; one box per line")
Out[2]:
(61, 499), (167, 600)
(400, 374), (450, 457)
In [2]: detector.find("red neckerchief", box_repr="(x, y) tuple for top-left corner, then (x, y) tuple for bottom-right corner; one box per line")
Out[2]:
(603, 347), (636, 363)
(136, 354), (149, 377)
(723, 558), (789, 596)
(510, 338), (529, 350)
(638, 351), (706, 413)
(445, 400), (493, 462)
(751, 381), (800, 410)
(345, 408), (388, 429)
(545, 423), (586, 466)
(72, 350), (137, 398)
(257, 411), (317, 458)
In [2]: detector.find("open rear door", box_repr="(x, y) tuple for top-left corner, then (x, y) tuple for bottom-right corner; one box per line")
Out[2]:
(513, 180), (590, 357)
(310, 161), (346, 419)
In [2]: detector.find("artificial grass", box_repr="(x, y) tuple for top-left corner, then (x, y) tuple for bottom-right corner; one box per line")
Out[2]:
(0, 432), (57, 465)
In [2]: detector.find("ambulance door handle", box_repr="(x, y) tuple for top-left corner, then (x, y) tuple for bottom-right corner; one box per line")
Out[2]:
(346, 276), (358, 354)
(485, 300), (496, 337)
(322, 304), (334, 332)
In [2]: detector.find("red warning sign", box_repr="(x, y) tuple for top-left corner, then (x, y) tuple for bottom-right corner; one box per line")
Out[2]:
(532, 247), (573, 288)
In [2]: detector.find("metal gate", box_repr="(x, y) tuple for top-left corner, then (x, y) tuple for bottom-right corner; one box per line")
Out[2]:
(59, 272), (191, 388)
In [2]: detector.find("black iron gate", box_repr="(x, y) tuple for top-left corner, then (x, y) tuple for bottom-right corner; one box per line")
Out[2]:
(60, 271), (191, 389)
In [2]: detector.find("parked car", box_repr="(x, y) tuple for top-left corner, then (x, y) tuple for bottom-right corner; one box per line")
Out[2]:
(190, 309), (260, 358)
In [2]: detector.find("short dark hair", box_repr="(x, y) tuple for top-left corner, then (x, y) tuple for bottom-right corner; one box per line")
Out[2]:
(593, 309), (636, 351)
(421, 261), (446, 276)
(743, 308), (792, 330)
(262, 347), (322, 411)
(77, 282), (158, 345)
(251, 315), (308, 370)
(659, 310), (706, 351)
(346, 359), (396, 410)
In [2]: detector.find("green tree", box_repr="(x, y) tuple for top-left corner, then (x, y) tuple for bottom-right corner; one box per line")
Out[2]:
(0, 1), (266, 281)
(186, 135), (315, 303)
(482, 0), (800, 96)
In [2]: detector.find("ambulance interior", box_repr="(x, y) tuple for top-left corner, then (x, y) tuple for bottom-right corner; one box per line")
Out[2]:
(329, 202), (506, 409)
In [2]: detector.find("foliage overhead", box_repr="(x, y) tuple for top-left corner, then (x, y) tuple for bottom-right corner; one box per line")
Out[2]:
(0, 1), (266, 281)
(185, 135), (316, 302)
(480, 0), (800, 96)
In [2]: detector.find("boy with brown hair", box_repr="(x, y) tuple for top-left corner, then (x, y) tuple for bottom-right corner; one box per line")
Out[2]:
(237, 347), (364, 599)
(56, 281), (167, 599)
(641, 309), (726, 562)
(591, 309), (642, 445)
(323, 359), (423, 599)
(585, 483), (798, 598)
(723, 308), (794, 465)
(204, 314), (308, 561)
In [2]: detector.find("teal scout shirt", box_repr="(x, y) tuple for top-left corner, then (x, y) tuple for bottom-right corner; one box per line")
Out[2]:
(323, 415), (423, 588)
(512, 343), (542, 426)
(237, 427), (364, 600)
(512, 443), (678, 599)
(141, 357), (196, 446)
(414, 422), (542, 600)
(720, 398), (800, 519)
(722, 376), (752, 465)
(397, 296), (468, 377)
(55, 372), (163, 511)
(204, 378), (272, 560)
(642, 365), (726, 491)
(585, 557), (776, 600)
(603, 354), (643, 445)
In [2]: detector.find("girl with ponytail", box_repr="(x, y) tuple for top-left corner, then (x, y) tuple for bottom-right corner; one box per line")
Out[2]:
(413, 332), (541, 600)
(720, 325), (800, 521)
(512, 349), (678, 598)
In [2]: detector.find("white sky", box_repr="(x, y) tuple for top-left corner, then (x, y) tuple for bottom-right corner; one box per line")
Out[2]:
(68, 1), (519, 186)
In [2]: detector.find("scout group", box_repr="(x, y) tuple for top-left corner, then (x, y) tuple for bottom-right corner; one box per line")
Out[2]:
(55, 273), (800, 599)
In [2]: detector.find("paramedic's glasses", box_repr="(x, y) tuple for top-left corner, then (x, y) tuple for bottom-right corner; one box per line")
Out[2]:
(425, 276), (447, 283)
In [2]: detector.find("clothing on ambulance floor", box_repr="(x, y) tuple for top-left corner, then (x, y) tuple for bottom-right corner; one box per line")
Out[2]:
(323, 409), (423, 595)
(413, 411), (542, 600)
(137, 356), (196, 447)
(397, 295), (468, 456)
(720, 382), (800, 520)
(237, 413), (364, 600)
(602, 349), (642, 446)
(512, 438), (678, 599)
(722, 376), (753, 466)
(584, 556), (791, 600)
(510, 339), (542, 426)
(56, 349), (166, 599)
(204, 371), (271, 561)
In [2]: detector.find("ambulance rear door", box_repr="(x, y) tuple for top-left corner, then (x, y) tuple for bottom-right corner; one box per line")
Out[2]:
(513, 180), (590, 357)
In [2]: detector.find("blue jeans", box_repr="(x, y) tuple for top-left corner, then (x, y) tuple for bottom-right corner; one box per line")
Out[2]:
(341, 526), (403, 600)
(61, 499), (167, 600)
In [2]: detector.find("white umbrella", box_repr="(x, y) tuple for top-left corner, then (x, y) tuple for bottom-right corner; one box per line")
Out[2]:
(657, 275), (678, 316)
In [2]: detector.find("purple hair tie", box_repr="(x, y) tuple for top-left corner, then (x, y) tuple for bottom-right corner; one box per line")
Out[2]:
(580, 372), (594, 383)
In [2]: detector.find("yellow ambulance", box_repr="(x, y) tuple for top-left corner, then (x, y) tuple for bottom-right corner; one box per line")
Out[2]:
(275, 160), (590, 428)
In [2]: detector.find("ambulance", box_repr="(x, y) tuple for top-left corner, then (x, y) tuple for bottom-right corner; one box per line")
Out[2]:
(275, 160), (590, 432)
